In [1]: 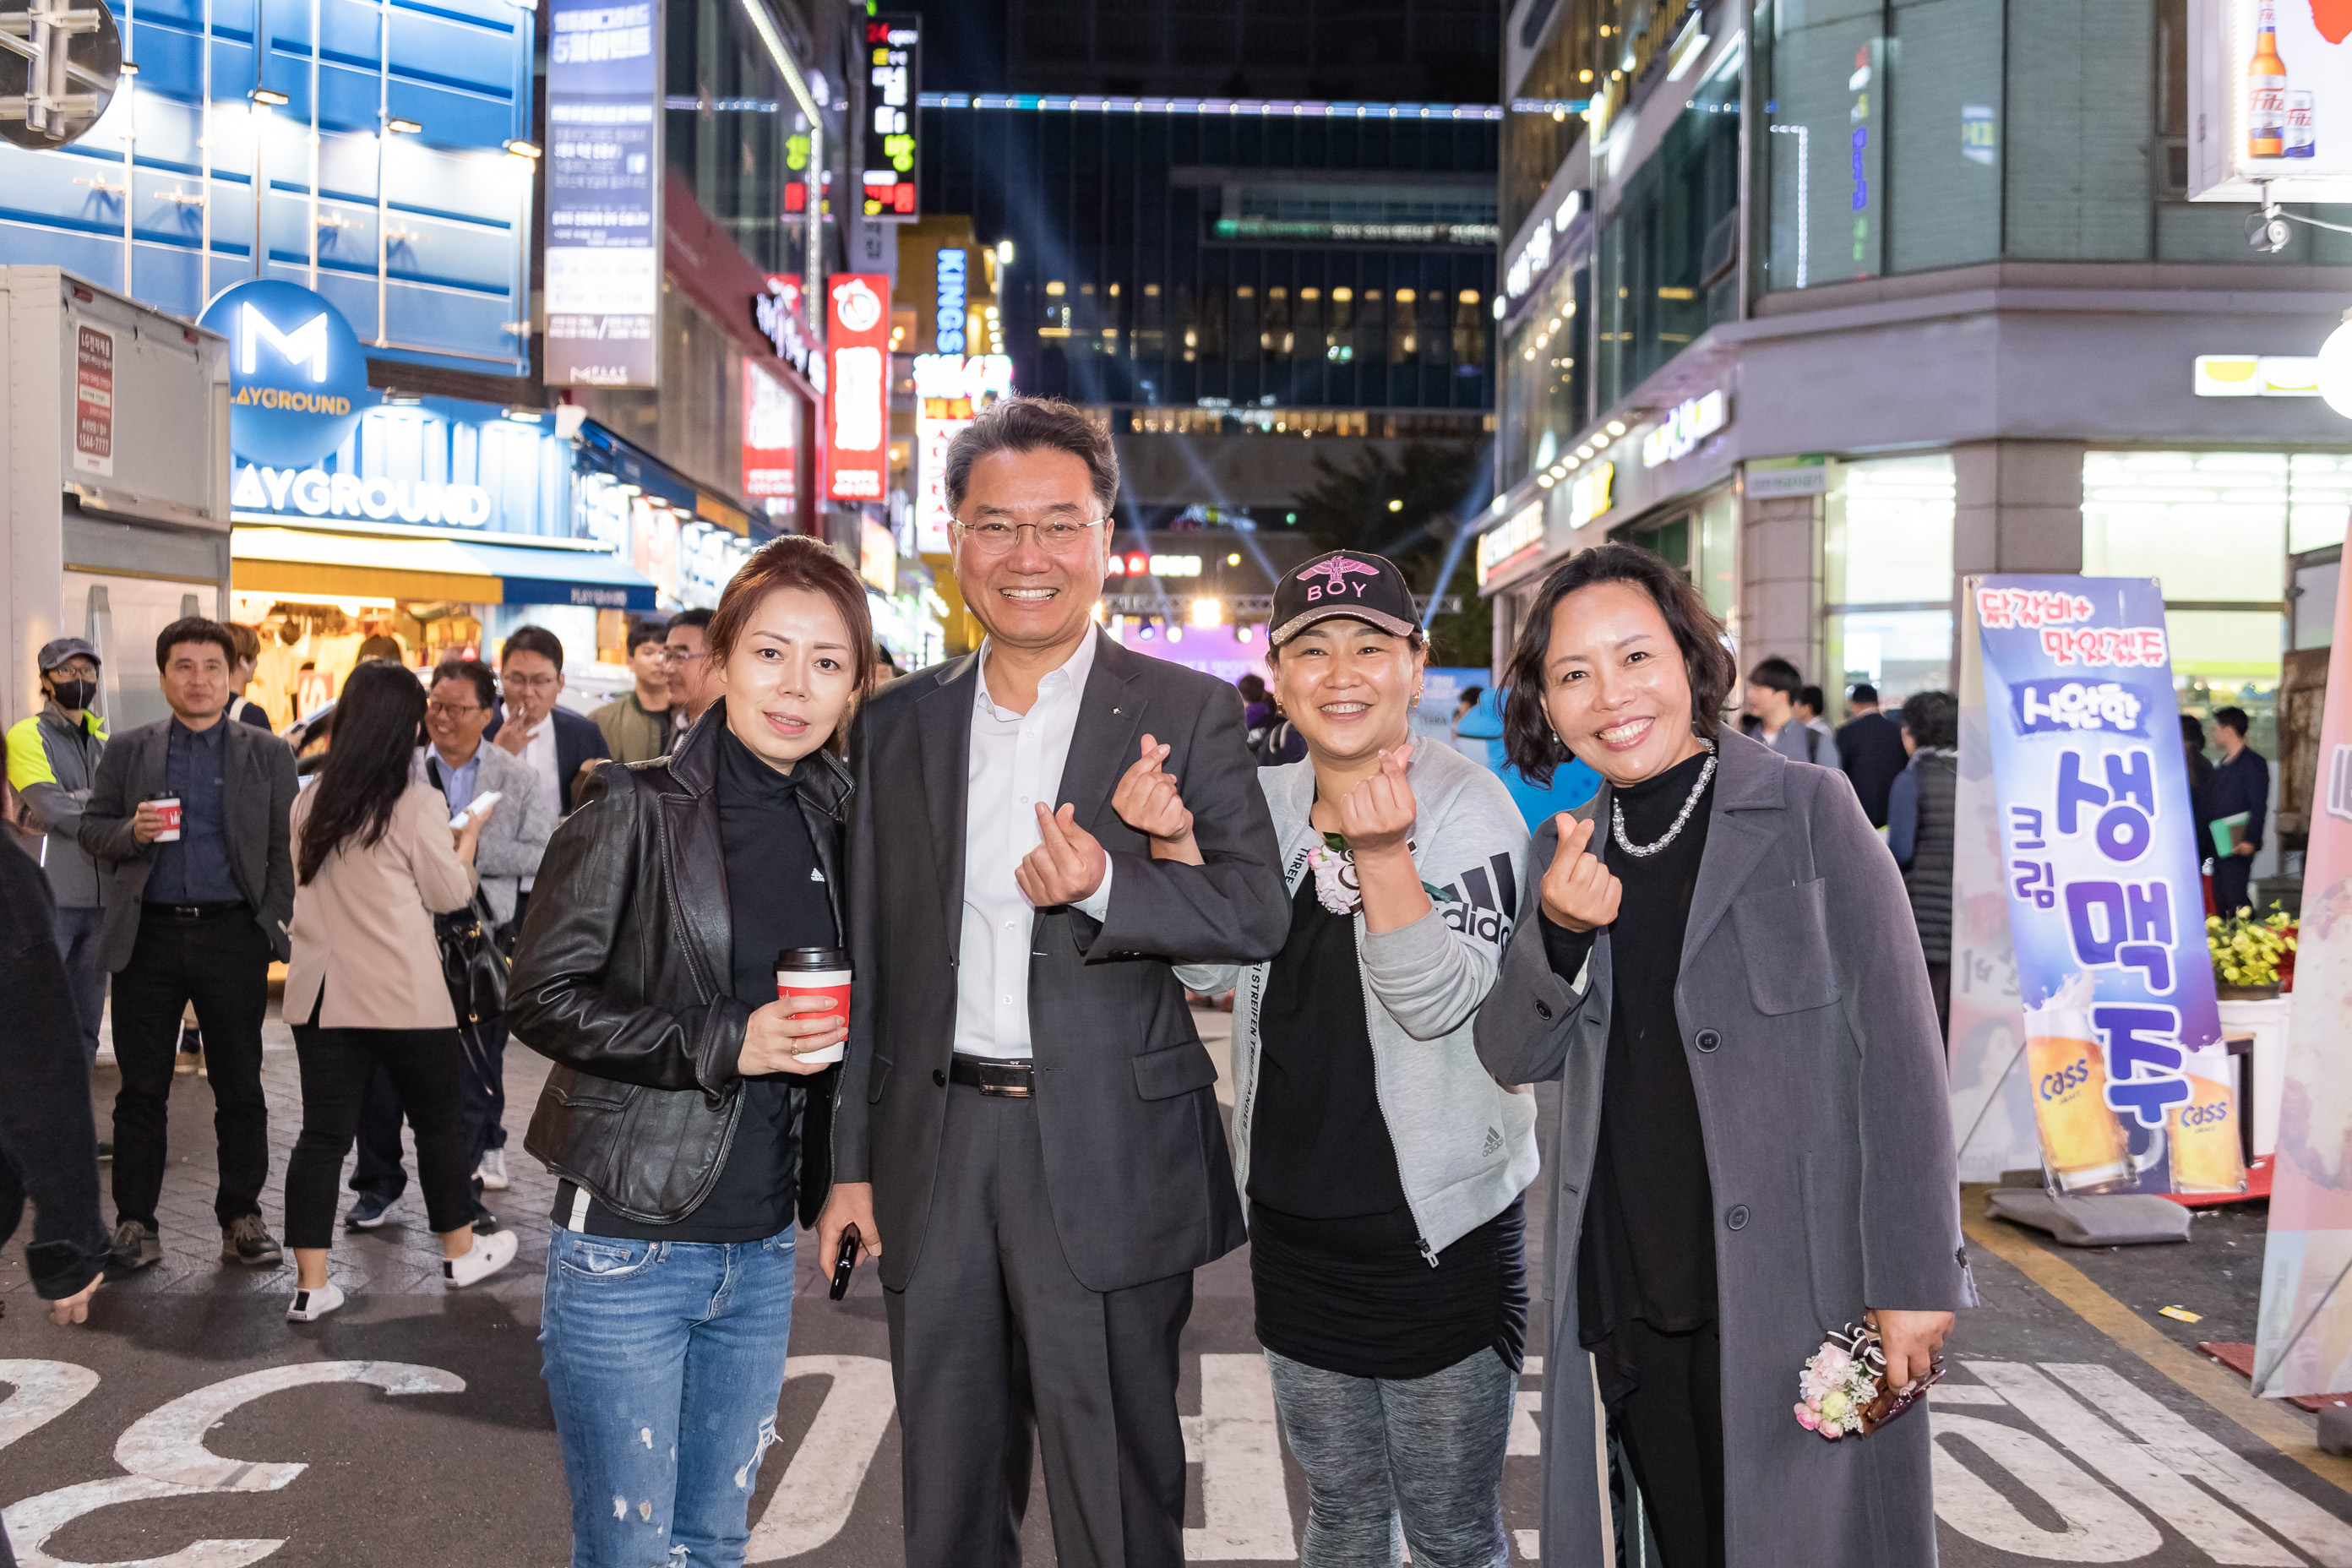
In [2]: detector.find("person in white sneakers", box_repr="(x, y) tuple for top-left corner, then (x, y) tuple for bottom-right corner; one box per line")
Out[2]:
(279, 662), (518, 1320)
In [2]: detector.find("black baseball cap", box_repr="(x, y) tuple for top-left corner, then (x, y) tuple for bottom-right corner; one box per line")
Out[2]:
(1269, 550), (1419, 648)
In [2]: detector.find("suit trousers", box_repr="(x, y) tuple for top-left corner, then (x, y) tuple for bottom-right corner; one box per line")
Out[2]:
(286, 1019), (473, 1250)
(884, 1083), (1193, 1568)
(351, 1015), (507, 1211)
(109, 907), (272, 1228)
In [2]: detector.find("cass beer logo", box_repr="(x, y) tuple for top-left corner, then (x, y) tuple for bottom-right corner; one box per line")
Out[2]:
(1296, 556), (1380, 602)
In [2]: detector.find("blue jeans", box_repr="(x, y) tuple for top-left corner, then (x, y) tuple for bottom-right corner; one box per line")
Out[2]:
(52, 904), (105, 1066)
(540, 1224), (798, 1568)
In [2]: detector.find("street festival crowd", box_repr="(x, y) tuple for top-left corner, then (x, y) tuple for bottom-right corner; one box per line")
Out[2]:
(3, 394), (2268, 1567)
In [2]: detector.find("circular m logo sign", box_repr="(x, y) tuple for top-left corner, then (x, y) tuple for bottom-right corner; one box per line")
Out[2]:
(199, 280), (370, 467)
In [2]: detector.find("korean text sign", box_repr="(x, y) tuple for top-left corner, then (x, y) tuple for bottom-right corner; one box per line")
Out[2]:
(544, 0), (661, 388)
(1974, 576), (2244, 1197)
(824, 274), (891, 503)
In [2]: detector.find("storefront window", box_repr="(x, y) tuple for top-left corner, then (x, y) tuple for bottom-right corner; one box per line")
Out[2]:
(1499, 259), (1587, 490)
(1593, 62), (1739, 411)
(2082, 449), (2291, 761)
(1823, 454), (1956, 714)
(1616, 484), (1739, 632)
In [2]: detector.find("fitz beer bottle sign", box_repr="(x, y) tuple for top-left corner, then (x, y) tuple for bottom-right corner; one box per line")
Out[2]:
(1973, 577), (2245, 1198)
(824, 275), (891, 503)
(2251, 0), (2289, 156)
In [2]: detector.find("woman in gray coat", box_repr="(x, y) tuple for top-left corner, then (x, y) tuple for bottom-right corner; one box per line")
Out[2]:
(1473, 544), (1971, 1568)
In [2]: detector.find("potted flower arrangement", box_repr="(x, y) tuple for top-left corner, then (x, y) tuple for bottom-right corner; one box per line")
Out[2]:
(2207, 904), (2297, 1000)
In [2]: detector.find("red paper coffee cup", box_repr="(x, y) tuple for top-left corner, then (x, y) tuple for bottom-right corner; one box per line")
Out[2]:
(152, 796), (182, 842)
(776, 945), (849, 1066)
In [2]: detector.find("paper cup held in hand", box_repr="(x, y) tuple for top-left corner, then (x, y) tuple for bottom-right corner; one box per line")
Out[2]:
(152, 796), (182, 842)
(776, 945), (850, 1066)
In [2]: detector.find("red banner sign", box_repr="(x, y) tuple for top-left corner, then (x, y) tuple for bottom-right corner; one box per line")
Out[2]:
(824, 273), (891, 503)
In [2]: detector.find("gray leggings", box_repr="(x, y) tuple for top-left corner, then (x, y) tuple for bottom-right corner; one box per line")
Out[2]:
(1265, 1346), (1517, 1568)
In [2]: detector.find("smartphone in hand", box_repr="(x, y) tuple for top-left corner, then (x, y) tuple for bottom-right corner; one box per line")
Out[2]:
(449, 790), (504, 831)
(830, 1224), (862, 1300)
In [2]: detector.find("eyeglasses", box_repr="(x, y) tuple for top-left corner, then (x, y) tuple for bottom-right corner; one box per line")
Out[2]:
(662, 646), (706, 664)
(952, 518), (1106, 557)
(427, 701), (483, 719)
(503, 672), (559, 690)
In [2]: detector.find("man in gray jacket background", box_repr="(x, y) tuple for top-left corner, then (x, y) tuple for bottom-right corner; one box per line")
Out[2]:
(819, 398), (1289, 1568)
(6, 637), (110, 1069)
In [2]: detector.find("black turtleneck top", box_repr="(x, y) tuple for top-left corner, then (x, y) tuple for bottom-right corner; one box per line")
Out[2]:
(1540, 746), (1720, 1353)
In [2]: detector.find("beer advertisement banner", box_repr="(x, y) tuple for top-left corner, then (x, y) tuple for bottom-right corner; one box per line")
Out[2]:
(544, 0), (662, 388)
(2189, 0), (2352, 200)
(1974, 575), (2245, 1198)
(2257, 517), (2352, 1397)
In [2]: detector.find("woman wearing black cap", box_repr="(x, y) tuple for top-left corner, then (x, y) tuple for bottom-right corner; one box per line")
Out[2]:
(1165, 550), (1537, 1568)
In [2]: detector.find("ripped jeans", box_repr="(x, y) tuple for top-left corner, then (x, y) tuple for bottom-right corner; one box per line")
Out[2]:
(541, 1224), (797, 1568)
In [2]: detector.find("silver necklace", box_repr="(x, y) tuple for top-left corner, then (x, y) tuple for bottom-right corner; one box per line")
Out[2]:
(1612, 750), (1717, 858)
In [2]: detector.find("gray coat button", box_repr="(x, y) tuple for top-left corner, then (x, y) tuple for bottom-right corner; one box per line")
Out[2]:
(1726, 1205), (1750, 1230)
(1696, 1028), (1721, 1053)
(1536, 999), (1554, 1021)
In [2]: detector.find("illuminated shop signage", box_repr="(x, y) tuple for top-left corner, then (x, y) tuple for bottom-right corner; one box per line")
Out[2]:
(754, 276), (819, 384)
(935, 248), (967, 353)
(1568, 461), (1614, 529)
(1106, 554), (1201, 578)
(1502, 191), (1585, 310)
(1639, 389), (1729, 468)
(825, 274), (892, 502)
(2193, 354), (2322, 396)
(199, 281), (368, 467)
(912, 352), (1014, 551)
(861, 15), (920, 218)
(1477, 502), (1546, 586)
(231, 465), (495, 526)
(544, 0), (662, 388)
(743, 361), (801, 513)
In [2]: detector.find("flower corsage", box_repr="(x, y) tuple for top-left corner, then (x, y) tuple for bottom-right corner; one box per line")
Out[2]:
(1305, 832), (1449, 917)
(1793, 1320), (1941, 1440)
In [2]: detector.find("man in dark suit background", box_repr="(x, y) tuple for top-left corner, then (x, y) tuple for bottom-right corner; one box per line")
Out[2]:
(485, 623), (609, 930)
(821, 398), (1288, 1568)
(1834, 681), (1911, 829)
(2208, 704), (2272, 916)
(80, 618), (298, 1273)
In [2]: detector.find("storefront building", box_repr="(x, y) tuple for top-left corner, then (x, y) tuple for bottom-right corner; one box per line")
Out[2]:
(1484, 0), (2352, 885)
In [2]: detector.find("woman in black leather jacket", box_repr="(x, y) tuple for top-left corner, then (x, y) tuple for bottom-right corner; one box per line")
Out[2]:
(508, 536), (874, 1568)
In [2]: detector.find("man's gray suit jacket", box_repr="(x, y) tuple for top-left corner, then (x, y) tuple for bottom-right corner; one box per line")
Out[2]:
(833, 632), (1290, 1295)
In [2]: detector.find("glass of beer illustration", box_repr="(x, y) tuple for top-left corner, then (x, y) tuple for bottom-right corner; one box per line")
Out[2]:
(2025, 981), (2133, 1192)
(2167, 1071), (2247, 1194)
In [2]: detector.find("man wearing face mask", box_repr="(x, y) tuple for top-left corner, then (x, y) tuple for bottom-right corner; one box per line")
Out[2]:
(7, 638), (112, 1073)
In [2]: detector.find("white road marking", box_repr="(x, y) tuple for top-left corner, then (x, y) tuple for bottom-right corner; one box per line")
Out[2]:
(1508, 1391), (1544, 1456)
(0, 1362), (101, 1453)
(3, 1360), (463, 1568)
(1968, 1361), (2300, 1565)
(2050, 1364), (2352, 1567)
(743, 1355), (896, 1563)
(1932, 1408), (2164, 1561)
(1182, 1353), (1298, 1561)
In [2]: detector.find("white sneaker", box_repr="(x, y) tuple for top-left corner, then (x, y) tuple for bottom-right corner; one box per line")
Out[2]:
(443, 1227), (519, 1288)
(476, 1148), (509, 1190)
(286, 1282), (346, 1321)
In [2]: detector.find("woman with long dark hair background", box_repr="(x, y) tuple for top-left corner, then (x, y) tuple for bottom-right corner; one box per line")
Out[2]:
(280, 660), (517, 1320)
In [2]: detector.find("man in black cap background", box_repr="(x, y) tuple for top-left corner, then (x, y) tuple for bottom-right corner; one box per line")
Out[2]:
(6, 638), (112, 1079)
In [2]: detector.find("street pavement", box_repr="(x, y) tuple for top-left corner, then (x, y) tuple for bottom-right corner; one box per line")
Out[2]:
(8, 1005), (2352, 1565)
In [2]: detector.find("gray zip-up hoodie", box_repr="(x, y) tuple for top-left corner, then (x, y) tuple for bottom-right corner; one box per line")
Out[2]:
(1176, 739), (1538, 1256)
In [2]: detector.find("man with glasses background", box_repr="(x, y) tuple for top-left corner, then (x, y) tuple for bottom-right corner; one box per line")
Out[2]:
(661, 608), (721, 746)
(346, 658), (555, 1225)
(820, 396), (1288, 1568)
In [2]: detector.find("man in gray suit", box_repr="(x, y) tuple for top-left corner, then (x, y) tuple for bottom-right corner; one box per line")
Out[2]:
(819, 398), (1288, 1568)
(80, 617), (299, 1272)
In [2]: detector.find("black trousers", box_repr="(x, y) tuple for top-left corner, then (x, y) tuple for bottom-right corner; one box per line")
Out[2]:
(1603, 1318), (1726, 1568)
(2213, 854), (2256, 918)
(351, 1015), (507, 1207)
(285, 1020), (472, 1250)
(883, 1084), (1193, 1568)
(109, 908), (272, 1228)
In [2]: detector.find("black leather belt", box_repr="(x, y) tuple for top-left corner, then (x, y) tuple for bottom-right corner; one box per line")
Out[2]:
(144, 901), (246, 921)
(950, 1055), (1035, 1097)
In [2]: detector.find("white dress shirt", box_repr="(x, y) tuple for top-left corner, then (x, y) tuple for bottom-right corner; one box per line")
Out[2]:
(517, 716), (561, 893)
(955, 629), (1116, 1061)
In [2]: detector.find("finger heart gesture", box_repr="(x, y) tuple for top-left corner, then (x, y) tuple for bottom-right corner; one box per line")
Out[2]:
(1112, 733), (1193, 843)
(1336, 742), (1417, 854)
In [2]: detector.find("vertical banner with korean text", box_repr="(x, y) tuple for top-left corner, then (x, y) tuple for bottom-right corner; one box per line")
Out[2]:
(2257, 518), (2352, 1397)
(824, 275), (891, 504)
(1975, 575), (2245, 1197)
(544, 0), (661, 388)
